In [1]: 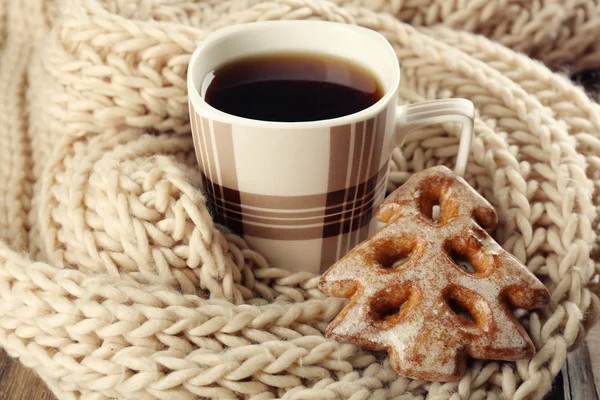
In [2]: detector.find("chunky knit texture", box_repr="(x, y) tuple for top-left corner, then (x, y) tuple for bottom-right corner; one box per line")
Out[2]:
(1, 0), (600, 399)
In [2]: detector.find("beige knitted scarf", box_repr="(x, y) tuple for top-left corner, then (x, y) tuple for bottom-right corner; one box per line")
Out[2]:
(1, 0), (600, 399)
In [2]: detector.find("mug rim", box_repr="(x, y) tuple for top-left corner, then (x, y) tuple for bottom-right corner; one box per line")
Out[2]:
(187, 20), (400, 130)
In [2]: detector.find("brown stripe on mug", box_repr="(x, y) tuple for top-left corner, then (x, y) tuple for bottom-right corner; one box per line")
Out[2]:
(360, 108), (387, 242)
(219, 174), (386, 218)
(190, 108), (217, 213)
(212, 120), (243, 234)
(236, 204), (377, 240)
(326, 124), (353, 193)
(202, 118), (222, 202)
(224, 211), (327, 226)
(332, 183), (387, 233)
(242, 223), (325, 241)
(198, 116), (221, 219)
(239, 207), (326, 219)
(213, 181), (386, 227)
(372, 107), (388, 182)
(351, 115), (376, 245)
(321, 122), (352, 266)
(189, 102), (202, 171)
(239, 191), (327, 210)
(339, 121), (365, 255)
(189, 107), (204, 184)
(235, 164), (387, 216)
(204, 164), (387, 221)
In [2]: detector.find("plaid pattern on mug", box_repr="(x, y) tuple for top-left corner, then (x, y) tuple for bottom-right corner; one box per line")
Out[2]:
(190, 101), (396, 273)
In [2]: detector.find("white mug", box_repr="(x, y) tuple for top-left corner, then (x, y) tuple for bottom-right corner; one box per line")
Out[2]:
(187, 20), (474, 274)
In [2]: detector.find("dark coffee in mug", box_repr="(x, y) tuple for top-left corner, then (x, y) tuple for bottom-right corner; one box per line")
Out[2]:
(203, 53), (383, 122)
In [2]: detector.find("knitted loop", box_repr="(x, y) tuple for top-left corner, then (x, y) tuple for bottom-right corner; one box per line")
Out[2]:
(1, 0), (599, 399)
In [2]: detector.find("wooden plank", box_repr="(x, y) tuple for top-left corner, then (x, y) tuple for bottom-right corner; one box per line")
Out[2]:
(588, 324), (600, 393)
(0, 349), (56, 400)
(546, 369), (566, 400)
(562, 340), (599, 400)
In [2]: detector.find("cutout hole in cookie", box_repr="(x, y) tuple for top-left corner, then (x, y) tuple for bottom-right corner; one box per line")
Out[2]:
(450, 249), (474, 273)
(445, 241), (481, 274)
(389, 256), (409, 268)
(446, 296), (475, 325)
(373, 237), (416, 270)
(371, 284), (412, 323)
(418, 193), (443, 224)
(443, 286), (490, 328)
(377, 303), (404, 320)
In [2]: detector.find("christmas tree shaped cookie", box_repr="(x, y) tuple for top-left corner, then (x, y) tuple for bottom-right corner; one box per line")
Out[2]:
(318, 166), (550, 382)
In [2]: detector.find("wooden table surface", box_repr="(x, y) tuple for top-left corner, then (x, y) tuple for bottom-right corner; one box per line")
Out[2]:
(591, 326), (600, 389)
(0, 350), (55, 400)
(0, 324), (597, 399)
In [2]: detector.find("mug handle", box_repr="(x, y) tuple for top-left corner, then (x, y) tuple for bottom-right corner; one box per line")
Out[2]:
(395, 98), (475, 176)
